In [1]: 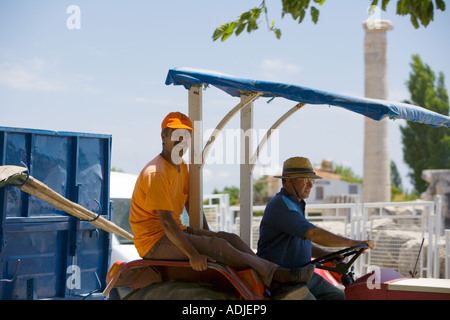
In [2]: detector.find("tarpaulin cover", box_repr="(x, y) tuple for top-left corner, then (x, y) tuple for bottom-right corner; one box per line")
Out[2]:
(165, 67), (450, 128)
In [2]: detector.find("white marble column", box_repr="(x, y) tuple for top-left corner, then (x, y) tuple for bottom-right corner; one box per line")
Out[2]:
(362, 20), (393, 203)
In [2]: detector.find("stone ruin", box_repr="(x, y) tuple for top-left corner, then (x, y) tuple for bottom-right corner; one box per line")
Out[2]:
(421, 169), (450, 231)
(316, 169), (450, 278)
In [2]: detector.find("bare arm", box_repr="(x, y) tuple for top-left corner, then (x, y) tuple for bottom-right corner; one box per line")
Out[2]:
(157, 210), (214, 271)
(305, 227), (375, 250)
(311, 243), (333, 259)
(185, 201), (210, 230)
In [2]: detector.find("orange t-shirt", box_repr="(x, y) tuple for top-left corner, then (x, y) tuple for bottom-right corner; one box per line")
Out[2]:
(129, 155), (189, 257)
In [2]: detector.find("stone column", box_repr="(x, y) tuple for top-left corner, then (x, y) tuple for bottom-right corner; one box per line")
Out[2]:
(362, 20), (393, 203)
(421, 169), (450, 231)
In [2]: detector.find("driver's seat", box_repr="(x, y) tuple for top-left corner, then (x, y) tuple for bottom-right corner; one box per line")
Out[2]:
(103, 259), (267, 300)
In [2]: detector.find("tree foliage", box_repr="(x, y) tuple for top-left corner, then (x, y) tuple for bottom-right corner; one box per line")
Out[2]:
(212, 175), (270, 206)
(390, 160), (403, 190)
(213, 186), (240, 205)
(212, 0), (446, 41)
(334, 164), (363, 183)
(212, 1), (281, 42)
(401, 55), (450, 194)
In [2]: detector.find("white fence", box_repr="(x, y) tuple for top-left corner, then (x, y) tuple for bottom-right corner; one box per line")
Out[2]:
(203, 193), (233, 232)
(206, 195), (449, 279)
(446, 229), (450, 279)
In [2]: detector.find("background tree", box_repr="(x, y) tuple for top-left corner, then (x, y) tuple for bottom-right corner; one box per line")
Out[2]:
(391, 160), (403, 191)
(212, 176), (270, 206)
(213, 0), (446, 41)
(401, 55), (450, 194)
(253, 175), (269, 205)
(334, 164), (363, 183)
(391, 160), (404, 200)
(213, 186), (240, 205)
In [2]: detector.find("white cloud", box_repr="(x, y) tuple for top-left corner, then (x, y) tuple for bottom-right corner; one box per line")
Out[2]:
(203, 168), (213, 182)
(0, 58), (102, 94)
(116, 96), (177, 105)
(253, 163), (282, 178)
(203, 168), (231, 182)
(218, 171), (230, 178)
(260, 58), (302, 81)
(388, 88), (410, 103)
(0, 59), (67, 92)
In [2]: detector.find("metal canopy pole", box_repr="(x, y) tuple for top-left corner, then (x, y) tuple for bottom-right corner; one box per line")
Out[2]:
(240, 101), (306, 247)
(201, 92), (262, 167)
(240, 95), (254, 247)
(186, 84), (305, 247)
(249, 102), (306, 172)
(188, 85), (203, 229)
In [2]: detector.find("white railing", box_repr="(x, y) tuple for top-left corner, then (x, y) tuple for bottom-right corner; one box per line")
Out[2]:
(446, 229), (450, 279)
(361, 200), (438, 278)
(203, 194), (232, 232)
(214, 196), (448, 279)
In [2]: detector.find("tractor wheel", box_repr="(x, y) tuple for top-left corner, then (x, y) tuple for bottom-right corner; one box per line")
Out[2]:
(124, 280), (237, 300)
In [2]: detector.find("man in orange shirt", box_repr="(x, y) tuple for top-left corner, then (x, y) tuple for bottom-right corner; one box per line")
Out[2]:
(129, 112), (314, 289)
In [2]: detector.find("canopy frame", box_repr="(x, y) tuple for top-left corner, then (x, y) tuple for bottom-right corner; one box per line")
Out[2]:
(188, 90), (307, 245)
(166, 67), (450, 246)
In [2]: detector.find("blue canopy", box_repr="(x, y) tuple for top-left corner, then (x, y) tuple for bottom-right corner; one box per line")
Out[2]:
(165, 67), (450, 128)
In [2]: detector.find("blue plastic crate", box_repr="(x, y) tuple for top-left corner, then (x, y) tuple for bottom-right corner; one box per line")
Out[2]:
(0, 126), (112, 299)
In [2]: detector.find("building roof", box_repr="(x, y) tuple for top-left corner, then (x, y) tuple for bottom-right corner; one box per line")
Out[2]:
(314, 168), (343, 180)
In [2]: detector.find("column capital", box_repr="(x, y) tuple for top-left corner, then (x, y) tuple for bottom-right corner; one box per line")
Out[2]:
(363, 19), (394, 32)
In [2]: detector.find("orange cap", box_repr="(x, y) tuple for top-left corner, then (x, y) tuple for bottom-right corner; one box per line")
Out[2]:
(161, 112), (194, 131)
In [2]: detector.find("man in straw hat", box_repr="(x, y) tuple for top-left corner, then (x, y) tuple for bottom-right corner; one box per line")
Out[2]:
(129, 112), (316, 292)
(257, 157), (375, 300)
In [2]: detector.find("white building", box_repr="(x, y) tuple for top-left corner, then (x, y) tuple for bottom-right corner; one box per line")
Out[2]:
(267, 160), (362, 205)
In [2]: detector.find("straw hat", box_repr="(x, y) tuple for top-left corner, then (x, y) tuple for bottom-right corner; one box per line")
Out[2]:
(161, 112), (194, 131)
(274, 157), (322, 179)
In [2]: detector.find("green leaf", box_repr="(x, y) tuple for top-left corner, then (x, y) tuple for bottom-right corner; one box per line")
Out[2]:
(239, 11), (251, 21)
(213, 0), (444, 42)
(251, 7), (262, 19)
(298, 8), (306, 23)
(425, 0), (435, 25)
(221, 31), (233, 42)
(225, 21), (236, 34)
(311, 6), (319, 24)
(212, 23), (229, 41)
(410, 15), (419, 29)
(396, 0), (408, 16)
(221, 22), (236, 42)
(235, 22), (246, 36)
(274, 28), (281, 39)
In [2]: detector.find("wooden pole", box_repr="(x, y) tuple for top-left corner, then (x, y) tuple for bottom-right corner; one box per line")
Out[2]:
(15, 175), (134, 241)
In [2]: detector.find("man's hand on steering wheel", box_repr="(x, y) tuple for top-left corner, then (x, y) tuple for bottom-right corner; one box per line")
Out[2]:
(309, 243), (373, 274)
(362, 240), (375, 250)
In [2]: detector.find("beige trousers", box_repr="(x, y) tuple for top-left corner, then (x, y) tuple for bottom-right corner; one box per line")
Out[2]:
(143, 227), (278, 287)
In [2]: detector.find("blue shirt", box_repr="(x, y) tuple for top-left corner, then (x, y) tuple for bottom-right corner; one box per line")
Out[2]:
(257, 188), (316, 269)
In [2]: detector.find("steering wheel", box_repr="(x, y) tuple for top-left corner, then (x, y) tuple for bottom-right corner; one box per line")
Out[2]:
(306, 243), (369, 286)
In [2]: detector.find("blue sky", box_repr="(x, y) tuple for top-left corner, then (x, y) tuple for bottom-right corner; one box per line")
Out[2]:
(1, 0), (449, 194)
